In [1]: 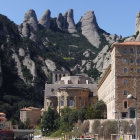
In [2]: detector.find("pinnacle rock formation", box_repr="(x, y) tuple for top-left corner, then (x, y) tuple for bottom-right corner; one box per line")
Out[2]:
(135, 12), (140, 34)
(39, 10), (51, 28)
(18, 9), (38, 41)
(135, 12), (140, 41)
(56, 13), (64, 30)
(79, 10), (100, 48)
(66, 9), (77, 33)
(56, 9), (77, 33)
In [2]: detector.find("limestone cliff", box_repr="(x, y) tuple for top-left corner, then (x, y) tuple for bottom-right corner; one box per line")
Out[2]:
(78, 10), (100, 48)
(39, 10), (51, 28)
(18, 9), (39, 41)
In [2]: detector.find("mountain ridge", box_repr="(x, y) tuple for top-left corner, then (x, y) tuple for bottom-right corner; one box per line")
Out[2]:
(0, 9), (140, 120)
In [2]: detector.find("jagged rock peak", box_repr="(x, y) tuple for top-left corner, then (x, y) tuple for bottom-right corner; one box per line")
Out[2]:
(24, 9), (37, 21)
(24, 9), (38, 31)
(135, 11), (140, 34)
(39, 9), (51, 28)
(79, 10), (100, 48)
(66, 9), (77, 33)
(19, 9), (39, 41)
(56, 13), (64, 30)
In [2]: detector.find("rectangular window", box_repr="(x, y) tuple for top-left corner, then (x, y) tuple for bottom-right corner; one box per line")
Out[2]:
(130, 58), (134, 63)
(124, 68), (127, 73)
(121, 112), (127, 118)
(124, 90), (128, 95)
(130, 68), (134, 72)
(137, 49), (140, 54)
(130, 48), (134, 53)
(124, 80), (127, 84)
(123, 59), (127, 64)
(137, 69), (140, 73)
(123, 48), (127, 54)
(61, 100), (64, 106)
(69, 100), (74, 106)
(136, 59), (140, 64)
(124, 101), (127, 108)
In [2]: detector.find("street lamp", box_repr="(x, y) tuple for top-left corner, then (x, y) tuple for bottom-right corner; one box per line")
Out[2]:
(127, 94), (138, 140)
(101, 125), (104, 140)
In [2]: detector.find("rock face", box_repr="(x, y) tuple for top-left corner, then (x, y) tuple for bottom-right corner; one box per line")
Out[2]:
(79, 10), (100, 48)
(135, 12), (140, 41)
(66, 9), (77, 33)
(12, 53), (25, 81)
(45, 59), (56, 71)
(56, 9), (77, 33)
(19, 48), (25, 57)
(19, 9), (38, 41)
(39, 10), (51, 28)
(135, 12), (140, 34)
(56, 13), (64, 30)
(23, 56), (36, 80)
(93, 45), (111, 72)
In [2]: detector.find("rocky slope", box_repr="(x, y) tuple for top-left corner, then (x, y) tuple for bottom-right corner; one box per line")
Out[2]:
(0, 9), (139, 119)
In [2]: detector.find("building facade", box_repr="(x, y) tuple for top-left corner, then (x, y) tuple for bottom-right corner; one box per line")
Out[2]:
(98, 42), (140, 119)
(20, 107), (41, 127)
(0, 113), (7, 129)
(44, 73), (97, 113)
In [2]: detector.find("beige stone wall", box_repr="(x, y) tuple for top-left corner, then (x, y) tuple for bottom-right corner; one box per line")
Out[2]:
(20, 111), (27, 123)
(44, 83), (97, 112)
(98, 48), (116, 119)
(56, 88), (91, 113)
(27, 110), (41, 126)
(20, 110), (41, 127)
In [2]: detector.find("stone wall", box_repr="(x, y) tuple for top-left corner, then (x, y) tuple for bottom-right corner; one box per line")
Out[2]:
(98, 48), (116, 119)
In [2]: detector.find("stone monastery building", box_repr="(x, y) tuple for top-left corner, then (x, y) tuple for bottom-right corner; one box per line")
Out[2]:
(98, 42), (140, 119)
(44, 72), (97, 113)
(44, 41), (140, 120)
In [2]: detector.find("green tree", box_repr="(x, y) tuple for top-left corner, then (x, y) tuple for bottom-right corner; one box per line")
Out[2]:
(78, 106), (87, 122)
(92, 100), (107, 119)
(40, 107), (60, 136)
(60, 107), (78, 132)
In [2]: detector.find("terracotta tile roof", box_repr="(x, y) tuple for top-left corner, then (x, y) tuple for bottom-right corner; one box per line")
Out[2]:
(0, 113), (6, 115)
(114, 41), (140, 46)
(111, 41), (140, 52)
(20, 107), (41, 111)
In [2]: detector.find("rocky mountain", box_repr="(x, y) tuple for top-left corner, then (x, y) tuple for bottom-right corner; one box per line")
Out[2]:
(0, 9), (139, 120)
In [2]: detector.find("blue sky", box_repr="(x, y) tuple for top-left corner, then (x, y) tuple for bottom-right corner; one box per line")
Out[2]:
(0, 0), (140, 37)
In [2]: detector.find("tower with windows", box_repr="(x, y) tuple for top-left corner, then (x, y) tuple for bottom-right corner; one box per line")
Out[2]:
(98, 42), (140, 119)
